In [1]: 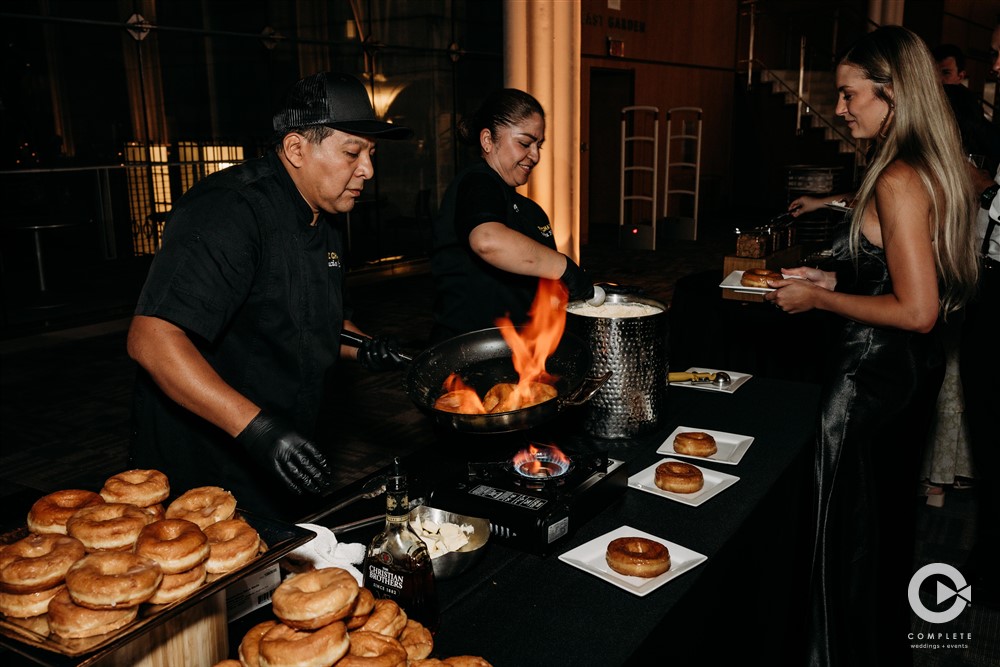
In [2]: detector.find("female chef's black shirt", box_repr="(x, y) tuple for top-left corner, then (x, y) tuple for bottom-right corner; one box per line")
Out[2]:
(430, 159), (556, 342)
(130, 151), (348, 519)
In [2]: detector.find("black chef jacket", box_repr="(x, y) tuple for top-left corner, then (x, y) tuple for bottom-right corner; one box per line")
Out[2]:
(130, 151), (348, 519)
(430, 160), (556, 342)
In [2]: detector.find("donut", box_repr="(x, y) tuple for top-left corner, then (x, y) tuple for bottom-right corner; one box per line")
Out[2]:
(399, 619), (434, 661)
(165, 486), (237, 530)
(673, 431), (718, 457)
(134, 519), (210, 575)
(338, 631), (408, 667)
(212, 661), (243, 667)
(148, 563), (206, 605)
(740, 268), (782, 288)
(0, 583), (64, 618)
(26, 489), (105, 535)
(654, 461), (705, 494)
(203, 519), (259, 574)
(360, 598), (408, 638)
(239, 619), (279, 667)
(65, 552), (162, 609)
(605, 537), (671, 578)
(100, 469), (170, 507)
(140, 503), (166, 522)
(66, 502), (153, 552)
(47, 587), (138, 638)
(346, 586), (376, 630)
(0, 533), (86, 593)
(483, 382), (557, 413)
(258, 621), (349, 667)
(271, 567), (360, 630)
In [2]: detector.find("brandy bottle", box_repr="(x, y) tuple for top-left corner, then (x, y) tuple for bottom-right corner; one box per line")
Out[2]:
(363, 458), (439, 629)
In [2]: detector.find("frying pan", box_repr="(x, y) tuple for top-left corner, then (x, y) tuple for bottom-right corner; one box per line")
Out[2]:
(403, 327), (611, 434)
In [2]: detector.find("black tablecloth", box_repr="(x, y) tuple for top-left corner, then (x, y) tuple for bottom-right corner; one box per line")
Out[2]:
(367, 376), (821, 666)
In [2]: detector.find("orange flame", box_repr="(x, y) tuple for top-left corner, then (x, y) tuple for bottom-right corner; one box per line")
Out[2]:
(436, 277), (565, 412)
(495, 278), (566, 404)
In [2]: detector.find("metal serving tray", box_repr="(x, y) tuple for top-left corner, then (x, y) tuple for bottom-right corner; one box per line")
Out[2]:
(0, 511), (312, 665)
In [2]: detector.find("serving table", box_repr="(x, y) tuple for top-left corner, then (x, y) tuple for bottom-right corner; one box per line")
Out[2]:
(322, 375), (821, 666)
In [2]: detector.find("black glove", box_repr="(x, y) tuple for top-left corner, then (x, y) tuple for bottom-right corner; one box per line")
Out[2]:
(357, 335), (407, 371)
(559, 255), (596, 302)
(236, 410), (334, 496)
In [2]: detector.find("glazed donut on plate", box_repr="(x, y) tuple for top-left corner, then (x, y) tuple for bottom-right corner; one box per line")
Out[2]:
(65, 552), (162, 610)
(0, 533), (85, 593)
(399, 618), (434, 661)
(258, 620), (349, 667)
(654, 461), (705, 494)
(0, 583), (64, 618)
(100, 469), (170, 507)
(346, 586), (376, 630)
(165, 486), (237, 530)
(47, 587), (138, 638)
(271, 567), (359, 630)
(673, 431), (718, 458)
(147, 562), (206, 605)
(605, 536), (671, 578)
(740, 268), (782, 288)
(338, 630), (408, 667)
(360, 598), (408, 638)
(238, 619), (278, 667)
(26, 490), (104, 535)
(66, 502), (153, 552)
(134, 519), (210, 574)
(203, 519), (259, 574)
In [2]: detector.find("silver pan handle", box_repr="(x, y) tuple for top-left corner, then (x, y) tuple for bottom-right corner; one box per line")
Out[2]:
(560, 370), (612, 406)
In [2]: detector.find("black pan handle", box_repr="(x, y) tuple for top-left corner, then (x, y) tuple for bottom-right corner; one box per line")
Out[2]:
(339, 330), (414, 363)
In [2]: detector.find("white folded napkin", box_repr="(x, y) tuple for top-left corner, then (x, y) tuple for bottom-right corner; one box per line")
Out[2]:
(287, 523), (367, 585)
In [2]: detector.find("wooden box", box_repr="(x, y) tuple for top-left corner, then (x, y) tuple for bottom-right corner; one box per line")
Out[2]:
(722, 245), (804, 302)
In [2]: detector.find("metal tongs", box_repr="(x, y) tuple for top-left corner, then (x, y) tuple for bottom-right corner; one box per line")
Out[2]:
(668, 371), (732, 388)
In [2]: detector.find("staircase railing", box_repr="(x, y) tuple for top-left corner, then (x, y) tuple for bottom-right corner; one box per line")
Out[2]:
(739, 0), (878, 178)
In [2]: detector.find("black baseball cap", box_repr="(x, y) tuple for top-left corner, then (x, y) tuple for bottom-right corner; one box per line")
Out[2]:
(272, 72), (412, 139)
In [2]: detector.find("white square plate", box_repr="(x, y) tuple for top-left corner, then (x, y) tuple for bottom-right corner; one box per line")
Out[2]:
(670, 367), (751, 394)
(655, 426), (755, 465)
(628, 458), (740, 506)
(558, 525), (707, 597)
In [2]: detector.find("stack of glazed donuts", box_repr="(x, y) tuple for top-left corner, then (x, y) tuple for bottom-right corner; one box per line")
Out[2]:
(227, 566), (492, 667)
(0, 469), (262, 641)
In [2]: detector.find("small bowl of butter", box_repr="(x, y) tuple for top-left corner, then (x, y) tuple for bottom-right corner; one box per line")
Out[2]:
(409, 505), (490, 580)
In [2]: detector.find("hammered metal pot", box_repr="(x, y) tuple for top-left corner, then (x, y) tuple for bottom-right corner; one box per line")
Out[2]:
(566, 293), (669, 439)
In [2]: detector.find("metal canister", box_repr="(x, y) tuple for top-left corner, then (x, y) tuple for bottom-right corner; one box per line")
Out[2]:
(566, 293), (668, 439)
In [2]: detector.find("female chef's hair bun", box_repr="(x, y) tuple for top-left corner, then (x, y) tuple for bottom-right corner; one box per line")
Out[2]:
(458, 88), (545, 146)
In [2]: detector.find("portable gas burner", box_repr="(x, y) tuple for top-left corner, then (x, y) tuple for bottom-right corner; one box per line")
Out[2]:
(429, 442), (627, 555)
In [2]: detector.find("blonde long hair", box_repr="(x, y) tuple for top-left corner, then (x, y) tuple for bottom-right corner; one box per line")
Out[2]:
(842, 25), (978, 314)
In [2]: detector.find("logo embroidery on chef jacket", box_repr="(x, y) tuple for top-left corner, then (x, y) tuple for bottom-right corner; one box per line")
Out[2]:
(327, 251), (342, 268)
(538, 223), (553, 238)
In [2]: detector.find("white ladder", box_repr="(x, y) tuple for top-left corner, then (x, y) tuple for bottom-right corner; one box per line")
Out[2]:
(662, 107), (702, 240)
(619, 106), (659, 250)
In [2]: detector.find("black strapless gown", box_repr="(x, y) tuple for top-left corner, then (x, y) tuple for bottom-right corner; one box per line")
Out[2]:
(808, 231), (945, 666)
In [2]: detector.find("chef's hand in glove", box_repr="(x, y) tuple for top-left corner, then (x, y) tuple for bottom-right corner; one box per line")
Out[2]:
(559, 255), (598, 303)
(237, 410), (334, 496)
(357, 335), (407, 371)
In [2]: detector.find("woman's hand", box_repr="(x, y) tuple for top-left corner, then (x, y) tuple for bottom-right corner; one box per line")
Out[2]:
(788, 194), (851, 217)
(764, 267), (836, 314)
